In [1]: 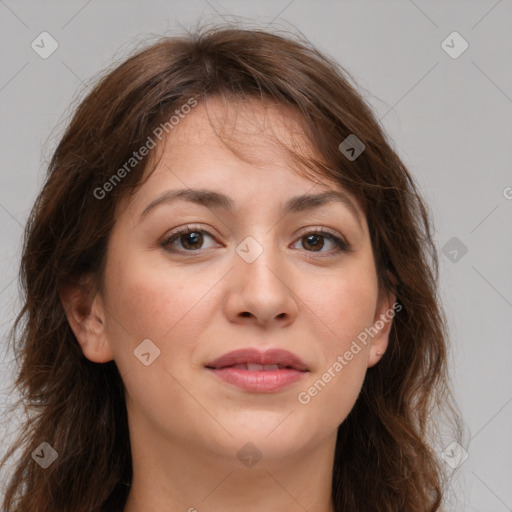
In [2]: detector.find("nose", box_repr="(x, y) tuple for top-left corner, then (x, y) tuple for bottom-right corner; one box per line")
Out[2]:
(224, 239), (299, 328)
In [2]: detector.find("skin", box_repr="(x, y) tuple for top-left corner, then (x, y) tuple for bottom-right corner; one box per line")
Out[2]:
(62, 98), (395, 512)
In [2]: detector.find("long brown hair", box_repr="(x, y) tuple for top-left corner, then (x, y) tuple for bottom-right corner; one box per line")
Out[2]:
(1, 23), (463, 511)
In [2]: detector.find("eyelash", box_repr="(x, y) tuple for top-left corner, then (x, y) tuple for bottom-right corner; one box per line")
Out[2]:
(161, 224), (353, 257)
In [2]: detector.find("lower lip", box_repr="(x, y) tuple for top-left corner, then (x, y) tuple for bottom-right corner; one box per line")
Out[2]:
(207, 367), (307, 392)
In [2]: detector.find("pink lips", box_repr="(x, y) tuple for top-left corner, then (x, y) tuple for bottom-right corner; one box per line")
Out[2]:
(206, 348), (309, 393)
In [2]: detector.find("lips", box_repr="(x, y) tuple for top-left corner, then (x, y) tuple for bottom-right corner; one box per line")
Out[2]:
(206, 348), (308, 372)
(206, 348), (309, 393)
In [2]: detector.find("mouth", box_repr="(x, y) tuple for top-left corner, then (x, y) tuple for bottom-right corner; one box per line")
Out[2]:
(219, 363), (297, 371)
(205, 348), (309, 393)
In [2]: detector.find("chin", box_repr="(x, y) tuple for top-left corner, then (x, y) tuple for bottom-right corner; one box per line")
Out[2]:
(209, 416), (316, 458)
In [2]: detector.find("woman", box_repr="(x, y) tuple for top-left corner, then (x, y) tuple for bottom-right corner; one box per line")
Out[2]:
(1, 24), (462, 512)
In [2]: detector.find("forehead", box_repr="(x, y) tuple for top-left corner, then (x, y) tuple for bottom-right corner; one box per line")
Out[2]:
(164, 97), (314, 168)
(119, 97), (366, 226)
(146, 97), (352, 196)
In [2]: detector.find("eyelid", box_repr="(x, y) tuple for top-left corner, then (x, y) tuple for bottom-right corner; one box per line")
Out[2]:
(164, 223), (217, 239)
(293, 225), (349, 246)
(161, 223), (220, 251)
(291, 226), (354, 256)
(161, 224), (353, 255)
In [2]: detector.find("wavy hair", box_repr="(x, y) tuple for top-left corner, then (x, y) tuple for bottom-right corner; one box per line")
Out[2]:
(1, 23), (462, 512)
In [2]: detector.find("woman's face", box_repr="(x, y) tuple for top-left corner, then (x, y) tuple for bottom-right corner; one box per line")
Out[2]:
(77, 98), (394, 466)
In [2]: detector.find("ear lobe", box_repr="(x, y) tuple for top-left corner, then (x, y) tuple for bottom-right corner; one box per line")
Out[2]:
(59, 277), (114, 363)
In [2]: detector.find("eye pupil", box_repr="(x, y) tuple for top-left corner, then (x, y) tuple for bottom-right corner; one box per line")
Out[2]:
(182, 231), (203, 250)
(303, 234), (324, 251)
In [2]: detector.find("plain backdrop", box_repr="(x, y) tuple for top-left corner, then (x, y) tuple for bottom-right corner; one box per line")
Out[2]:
(1, 1), (511, 510)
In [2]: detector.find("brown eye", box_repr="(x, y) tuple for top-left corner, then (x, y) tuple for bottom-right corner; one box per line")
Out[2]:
(161, 226), (350, 256)
(162, 227), (217, 253)
(301, 233), (325, 252)
(292, 229), (350, 255)
(179, 231), (203, 250)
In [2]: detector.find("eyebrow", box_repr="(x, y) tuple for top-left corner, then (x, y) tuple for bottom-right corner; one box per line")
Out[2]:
(138, 187), (362, 227)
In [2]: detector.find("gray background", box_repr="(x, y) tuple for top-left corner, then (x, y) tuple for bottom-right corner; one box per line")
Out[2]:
(1, 1), (511, 510)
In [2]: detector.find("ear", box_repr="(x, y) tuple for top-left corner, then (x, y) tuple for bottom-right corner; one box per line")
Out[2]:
(367, 281), (397, 368)
(59, 276), (114, 363)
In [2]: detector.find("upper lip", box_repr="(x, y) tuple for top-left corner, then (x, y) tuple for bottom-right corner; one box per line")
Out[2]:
(206, 348), (309, 371)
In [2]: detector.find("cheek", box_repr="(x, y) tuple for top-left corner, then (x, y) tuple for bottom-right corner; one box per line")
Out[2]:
(103, 250), (207, 337)
(101, 249), (229, 378)
(295, 265), (377, 423)
(298, 356), (367, 432)
(307, 263), (379, 346)
(100, 255), (218, 432)
(297, 283), (375, 429)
